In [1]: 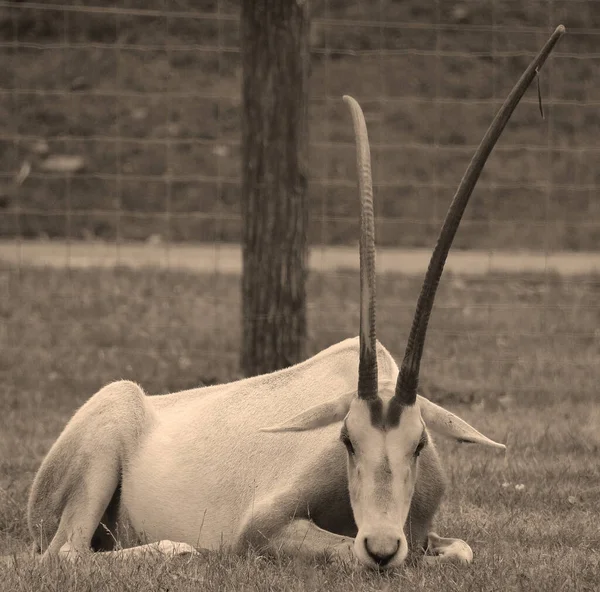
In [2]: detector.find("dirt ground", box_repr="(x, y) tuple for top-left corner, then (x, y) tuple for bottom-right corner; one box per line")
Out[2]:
(0, 239), (598, 276)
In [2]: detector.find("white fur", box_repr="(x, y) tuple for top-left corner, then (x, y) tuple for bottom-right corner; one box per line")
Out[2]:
(24, 337), (504, 569)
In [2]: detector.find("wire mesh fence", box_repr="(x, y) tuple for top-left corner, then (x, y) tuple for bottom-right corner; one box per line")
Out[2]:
(1, 0), (599, 252)
(0, 0), (598, 395)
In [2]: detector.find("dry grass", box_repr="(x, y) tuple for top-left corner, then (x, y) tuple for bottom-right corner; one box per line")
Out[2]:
(0, 264), (599, 590)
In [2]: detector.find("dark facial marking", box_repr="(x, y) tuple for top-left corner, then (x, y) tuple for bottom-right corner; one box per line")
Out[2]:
(367, 398), (385, 429)
(385, 396), (405, 428)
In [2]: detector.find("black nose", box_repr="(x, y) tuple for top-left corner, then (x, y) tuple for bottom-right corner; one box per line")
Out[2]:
(364, 537), (400, 567)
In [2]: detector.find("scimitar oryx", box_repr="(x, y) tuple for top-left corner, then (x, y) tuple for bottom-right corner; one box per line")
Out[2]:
(23, 26), (564, 570)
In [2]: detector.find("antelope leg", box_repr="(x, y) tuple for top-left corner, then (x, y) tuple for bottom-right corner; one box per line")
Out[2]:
(53, 539), (198, 562)
(268, 518), (355, 563)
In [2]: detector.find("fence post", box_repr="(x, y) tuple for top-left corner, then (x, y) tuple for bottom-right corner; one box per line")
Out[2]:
(239, 0), (310, 376)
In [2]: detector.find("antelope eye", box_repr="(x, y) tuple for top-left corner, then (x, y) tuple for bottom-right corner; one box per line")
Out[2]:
(340, 433), (355, 455)
(414, 440), (426, 457)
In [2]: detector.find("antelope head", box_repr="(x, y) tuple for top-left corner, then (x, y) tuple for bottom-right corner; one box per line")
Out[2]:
(261, 26), (565, 569)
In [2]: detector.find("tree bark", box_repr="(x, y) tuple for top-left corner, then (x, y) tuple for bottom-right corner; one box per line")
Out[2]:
(240, 0), (310, 377)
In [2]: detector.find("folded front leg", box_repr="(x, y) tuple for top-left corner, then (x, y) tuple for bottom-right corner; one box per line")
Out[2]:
(57, 539), (199, 562)
(262, 518), (355, 564)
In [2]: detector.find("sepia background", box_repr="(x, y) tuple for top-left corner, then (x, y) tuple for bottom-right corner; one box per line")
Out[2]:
(0, 2), (598, 588)
(0, 1), (599, 250)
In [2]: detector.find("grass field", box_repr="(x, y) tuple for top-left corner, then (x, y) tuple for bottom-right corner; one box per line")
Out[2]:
(1, 1), (599, 251)
(0, 264), (599, 589)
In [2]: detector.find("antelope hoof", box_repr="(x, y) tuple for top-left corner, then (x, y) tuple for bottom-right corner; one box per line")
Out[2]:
(423, 532), (473, 565)
(154, 540), (199, 557)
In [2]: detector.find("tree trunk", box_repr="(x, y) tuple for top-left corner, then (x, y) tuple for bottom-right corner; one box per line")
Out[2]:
(240, 0), (310, 377)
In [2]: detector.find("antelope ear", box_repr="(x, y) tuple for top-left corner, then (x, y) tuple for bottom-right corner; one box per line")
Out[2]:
(260, 391), (354, 433)
(417, 395), (506, 450)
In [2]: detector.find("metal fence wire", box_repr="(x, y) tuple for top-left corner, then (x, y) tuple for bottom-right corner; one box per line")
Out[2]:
(0, 0), (598, 254)
(0, 0), (598, 396)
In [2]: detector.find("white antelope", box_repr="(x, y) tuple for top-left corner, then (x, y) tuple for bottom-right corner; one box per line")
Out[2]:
(22, 26), (564, 570)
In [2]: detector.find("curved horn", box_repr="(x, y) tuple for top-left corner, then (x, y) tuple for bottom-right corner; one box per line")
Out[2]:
(344, 95), (378, 400)
(394, 25), (566, 406)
